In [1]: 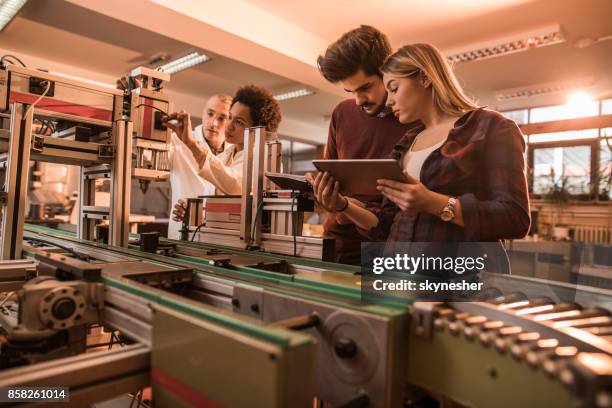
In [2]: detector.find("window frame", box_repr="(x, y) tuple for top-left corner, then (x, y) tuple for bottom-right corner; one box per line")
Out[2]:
(527, 138), (600, 200)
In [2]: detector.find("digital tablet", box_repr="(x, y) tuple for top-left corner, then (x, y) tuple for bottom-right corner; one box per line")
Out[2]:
(312, 159), (410, 196)
(265, 172), (313, 192)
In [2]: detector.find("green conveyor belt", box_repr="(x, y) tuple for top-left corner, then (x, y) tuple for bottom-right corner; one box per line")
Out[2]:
(24, 224), (410, 317)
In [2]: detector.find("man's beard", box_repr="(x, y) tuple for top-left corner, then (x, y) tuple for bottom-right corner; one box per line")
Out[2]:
(359, 91), (387, 117)
(361, 101), (386, 117)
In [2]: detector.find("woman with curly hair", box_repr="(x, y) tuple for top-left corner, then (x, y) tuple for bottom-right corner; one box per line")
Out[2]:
(168, 84), (282, 195)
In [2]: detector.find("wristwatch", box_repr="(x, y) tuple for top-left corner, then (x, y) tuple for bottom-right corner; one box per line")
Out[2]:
(439, 197), (457, 222)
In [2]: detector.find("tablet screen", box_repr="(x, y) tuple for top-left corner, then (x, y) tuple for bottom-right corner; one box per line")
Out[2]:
(312, 159), (409, 196)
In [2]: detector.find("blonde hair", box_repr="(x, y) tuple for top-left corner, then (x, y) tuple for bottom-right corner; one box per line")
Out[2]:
(212, 94), (233, 106)
(381, 43), (478, 116)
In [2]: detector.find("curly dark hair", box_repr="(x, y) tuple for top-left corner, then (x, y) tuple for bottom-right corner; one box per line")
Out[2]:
(231, 85), (282, 133)
(317, 25), (392, 83)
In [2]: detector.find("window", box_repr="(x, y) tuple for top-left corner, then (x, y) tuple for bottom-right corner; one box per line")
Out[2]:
(281, 139), (319, 174)
(600, 139), (612, 199)
(501, 109), (528, 125)
(602, 99), (612, 115)
(529, 101), (599, 123)
(532, 145), (591, 195)
(518, 98), (610, 200)
(528, 129), (598, 144)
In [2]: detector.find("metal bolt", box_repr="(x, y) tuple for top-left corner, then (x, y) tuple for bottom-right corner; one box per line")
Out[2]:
(231, 298), (240, 308)
(526, 352), (540, 368)
(463, 327), (475, 341)
(250, 304), (259, 313)
(495, 338), (508, 354)
(559, 368), (575, 387)
(334, 338), (358, 359)
(543, 360), (558, 377)
(511, 344), (525, 360)
(488, 368), (498, 379)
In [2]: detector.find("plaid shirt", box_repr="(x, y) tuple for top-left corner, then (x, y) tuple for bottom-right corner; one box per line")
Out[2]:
(363, 108), (531, 243)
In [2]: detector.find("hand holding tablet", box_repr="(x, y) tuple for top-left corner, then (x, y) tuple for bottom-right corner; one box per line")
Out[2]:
(312, 159), (411, 196)
(376, 172), (439, 214)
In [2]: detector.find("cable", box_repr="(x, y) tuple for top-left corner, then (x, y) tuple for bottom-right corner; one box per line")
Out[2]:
(45, 119), (56, 134)
(291, 190), (297, 256)
(129, 390), (143, 408)
(107, 332), (114, 350)
(191, 222), (206, 242)
(249, 199), (265, 245)
(24, 80), (51, 118)
(34, 118), (55, 135)
(34, 118), (46, 135)
(1, 54), (26, 67)
(134, 103), (167, 116)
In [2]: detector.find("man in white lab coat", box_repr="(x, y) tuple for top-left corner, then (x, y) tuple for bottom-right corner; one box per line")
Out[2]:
(167, 94), (232, 239)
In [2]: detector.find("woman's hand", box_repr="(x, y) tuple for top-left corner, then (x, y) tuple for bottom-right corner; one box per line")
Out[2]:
(172, 198), (187, 222)
(377, 173), (435, 213)
(311, 172), (347, 213)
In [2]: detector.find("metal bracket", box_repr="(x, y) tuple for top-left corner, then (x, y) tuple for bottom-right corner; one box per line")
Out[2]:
(412, 301), (442, 340)
(233, 283), (264, 319)
(31, 134), (44, 152)
(98, 143), (114, 158)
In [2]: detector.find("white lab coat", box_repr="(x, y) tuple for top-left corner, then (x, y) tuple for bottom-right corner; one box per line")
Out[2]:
(197, 138), (282, 195)
(168, 125), (228, 239)
(198, 144), (244, 196)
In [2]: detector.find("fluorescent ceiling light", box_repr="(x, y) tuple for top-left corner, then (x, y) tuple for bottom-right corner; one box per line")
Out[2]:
(495, 77), (594, 101)
(446, 24), (564, 64)
(274, 88), (315, 101)
(157, 52), (210, 74)
(0, 0), (27, 31)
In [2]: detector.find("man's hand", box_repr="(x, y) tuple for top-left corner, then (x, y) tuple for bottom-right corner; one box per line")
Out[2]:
(172, 198), (187, 222)
(376, 173), (434, 213)
(311, 172), (348, 213)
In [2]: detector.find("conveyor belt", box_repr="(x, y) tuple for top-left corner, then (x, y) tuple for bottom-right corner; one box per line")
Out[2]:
(22, 224), (612, 408)
(24, 224), (404, 316)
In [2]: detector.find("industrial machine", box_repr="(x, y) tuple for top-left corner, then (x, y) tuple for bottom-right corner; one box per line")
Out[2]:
(0, 60), (609, 408)
(0, 63), (172, 259)
(181, 126), (334, 260)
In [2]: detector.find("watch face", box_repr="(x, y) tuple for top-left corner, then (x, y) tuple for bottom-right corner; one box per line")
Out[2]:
(440, 209), (454, 222)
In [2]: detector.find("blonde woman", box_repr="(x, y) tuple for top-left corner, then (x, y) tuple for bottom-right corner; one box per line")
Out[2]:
(313, 43), (530, 245)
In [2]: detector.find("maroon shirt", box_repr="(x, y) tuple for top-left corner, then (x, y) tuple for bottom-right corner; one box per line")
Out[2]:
(323, 99), (413, 264)
(363, 108), (531, 249)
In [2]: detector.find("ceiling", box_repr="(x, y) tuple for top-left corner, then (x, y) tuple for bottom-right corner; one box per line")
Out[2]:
(0, 0), (610, 144)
